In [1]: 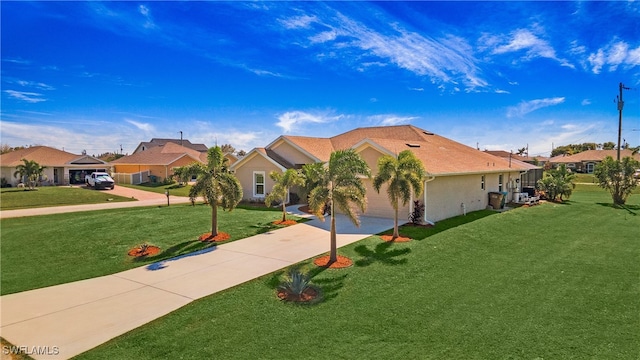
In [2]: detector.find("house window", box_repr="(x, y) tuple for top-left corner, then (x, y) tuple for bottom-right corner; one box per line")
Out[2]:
(498, 174), (503, 192)
(586, 163), (595, 174)
(481, 175), (485, 190)
(253, 171), (265, 197)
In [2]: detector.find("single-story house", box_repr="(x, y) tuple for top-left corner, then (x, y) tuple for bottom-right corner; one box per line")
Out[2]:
(549, 149), (640, 173)
(110, 142), (237, 184)
(231, 125), (530, 223)
(0, 146), (109, 186)
(484, 150), (548, 166)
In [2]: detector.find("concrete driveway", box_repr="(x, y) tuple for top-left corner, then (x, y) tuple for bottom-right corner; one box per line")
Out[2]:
(0, 206), (398, 359)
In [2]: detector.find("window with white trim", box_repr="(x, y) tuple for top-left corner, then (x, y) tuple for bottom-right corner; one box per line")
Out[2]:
(481, 175), (485, 190)
(498, 174), (504, 192)
(253, 171), (265, 197)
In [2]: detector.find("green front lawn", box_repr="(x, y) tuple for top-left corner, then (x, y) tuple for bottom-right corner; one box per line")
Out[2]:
(76, 188), (640, 359)
(0, 204), (300, 295)
(0, 186), (135, 210)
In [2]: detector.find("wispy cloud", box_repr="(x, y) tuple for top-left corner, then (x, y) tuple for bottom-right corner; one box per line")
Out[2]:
(369, 115), (418, 126)
(581, 99), (591, 106)
(506, 97), (565, 118)
(14, 80), (55, 90)
(279, 14), (318, 30)
(4, 90), (47, 103)
(587, 40), (640, 74)
(138, 5), (156, 30)
(480, 28), (573, 68)
(125, 119), (155, 133)
(280, 10), (487, 91)
(276, 111), (342, 133)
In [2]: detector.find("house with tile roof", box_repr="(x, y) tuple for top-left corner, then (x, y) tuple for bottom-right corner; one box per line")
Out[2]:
(484, 150), (549, 166)
(549, 149), (640, 173)
(231, 125), (530, 223)
(110, 142), (237, 184)
(0, 146), (109, 186)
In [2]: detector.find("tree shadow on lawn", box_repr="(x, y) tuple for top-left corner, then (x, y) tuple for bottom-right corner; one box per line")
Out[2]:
(354, 241), (411, 267)
(131, 239), (216, 268)
(395, 210), (497, 241)
(596, 202), (639, 215)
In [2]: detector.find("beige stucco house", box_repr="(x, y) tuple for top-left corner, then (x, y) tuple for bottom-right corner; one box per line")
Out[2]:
(110, 142), (237, 184)
(231, 125), (530, 223)
(0, 146), (109, 186)
(549, 149), (640, 174)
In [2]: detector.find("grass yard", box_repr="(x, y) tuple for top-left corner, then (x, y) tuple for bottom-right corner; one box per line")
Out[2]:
(0, 186), (134, 210)
(75, 187), (640, 359)
(0, 204), (299, 295)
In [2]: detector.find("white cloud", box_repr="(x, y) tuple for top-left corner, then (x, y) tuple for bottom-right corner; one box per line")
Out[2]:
(15, 80), (55, 90)
(495, 89), (510, 94)
(482, 29), (572, 68)
(408, 87), (424, 92)
(279, 15), (318, 29)
(506, 97), (565, 118)
(282, 11), (487, 91)
(138, 5), (156, 29)
(4, 90), (46, 103)
(587, 41), (640, 74)
(581, 99), (591, 106)
(275, 111), (341, 133)
(368, 114), (418, 126)
(125, 119), (155, 133)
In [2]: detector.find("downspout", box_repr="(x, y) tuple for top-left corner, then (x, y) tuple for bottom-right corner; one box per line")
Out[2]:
(423, 175), (436, 225)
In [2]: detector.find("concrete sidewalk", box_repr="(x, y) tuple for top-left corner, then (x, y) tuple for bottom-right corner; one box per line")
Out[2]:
(0, 208), (397, 359)
(0, 185), (192, 219)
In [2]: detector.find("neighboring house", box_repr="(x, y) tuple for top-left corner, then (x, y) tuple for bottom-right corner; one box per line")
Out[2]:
(110, 142), (237, 184)
(0, 146), (109, 186)
(484, 150), (543, 188)
(484, 150), (549, 166)
(133, 138), (208, 154)
(549, 149), (640, 173)
(231, 125), (530, 223)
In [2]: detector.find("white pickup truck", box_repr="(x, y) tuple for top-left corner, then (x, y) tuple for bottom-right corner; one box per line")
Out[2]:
(85, 172), (115, 190)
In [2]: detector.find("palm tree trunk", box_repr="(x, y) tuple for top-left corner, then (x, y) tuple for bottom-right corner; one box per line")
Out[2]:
(211, 204), (218, 237)
(329, 199), (337, 263)
(281, 201), (287, 222)
(393, 204), (399, 239)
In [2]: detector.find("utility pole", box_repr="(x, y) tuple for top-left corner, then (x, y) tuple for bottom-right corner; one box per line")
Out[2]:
(616, 82), (630, 161)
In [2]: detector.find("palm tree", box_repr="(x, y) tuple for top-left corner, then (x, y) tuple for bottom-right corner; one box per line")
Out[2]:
(373, 150), (426, 240)
(264, 169), (305, 222)
(13, 159), (47, 190)
(186, 146), (242, 237)
(307, 149), (371, 263)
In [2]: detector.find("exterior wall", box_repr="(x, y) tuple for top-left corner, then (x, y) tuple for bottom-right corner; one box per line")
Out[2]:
(270, 141), (315, 166)
(424, 171), (521, 222)
(234, 154), (282, 201)
(113, 164), (150, 174)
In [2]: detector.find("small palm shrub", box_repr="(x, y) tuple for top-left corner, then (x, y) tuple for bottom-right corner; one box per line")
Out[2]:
(277, 269), (320, 303)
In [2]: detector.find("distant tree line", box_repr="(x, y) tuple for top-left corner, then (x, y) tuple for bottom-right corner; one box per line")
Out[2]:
(550, 141), (633, 157)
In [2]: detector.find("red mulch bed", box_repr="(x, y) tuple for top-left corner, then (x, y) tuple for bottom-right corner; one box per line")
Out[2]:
(272, 220), (298, 226)
(313, 255), (353, 269)
(380, 234), (412, 242)
(277, 287), (319, 303)
(198, 232), (231, 242)
(127, 245), (161, 257)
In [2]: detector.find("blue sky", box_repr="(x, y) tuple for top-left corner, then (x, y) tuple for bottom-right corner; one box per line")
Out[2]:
(2, 1), (639, 157)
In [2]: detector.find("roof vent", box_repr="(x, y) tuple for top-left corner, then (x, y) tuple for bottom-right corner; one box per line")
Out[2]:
(406, 143), (421, 148)
(423, 131), (434, 135)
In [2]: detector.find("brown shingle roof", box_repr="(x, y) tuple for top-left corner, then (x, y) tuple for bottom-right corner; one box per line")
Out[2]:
(111, 143), (203, 165)
(263, 125), (529, 175)
(135, 138), (208, 153)
(550, 149), (640, 163)
(0, 146), (99, 167)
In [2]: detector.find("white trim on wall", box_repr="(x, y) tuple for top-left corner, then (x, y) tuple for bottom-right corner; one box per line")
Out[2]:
(253, 171), (265, 198)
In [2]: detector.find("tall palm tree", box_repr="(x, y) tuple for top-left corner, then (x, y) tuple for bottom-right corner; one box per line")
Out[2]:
(13, 159), (47, 190)
(264, 169), (305, 222)
(373, 150), (426, 240)
(186, 146), (242, 237)
(307, 149), (371, 263)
